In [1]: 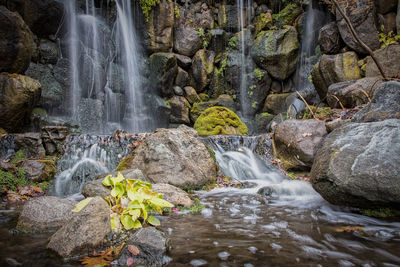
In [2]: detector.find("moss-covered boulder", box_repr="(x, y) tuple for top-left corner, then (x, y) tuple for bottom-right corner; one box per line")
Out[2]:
(190, 49), (215, 92)
(190, 94), (236, 122)
(272, 2), (302, 27)
(21, 159), (56, 182)
(194, 106), (248, 135)
(254, 12), (273, 35)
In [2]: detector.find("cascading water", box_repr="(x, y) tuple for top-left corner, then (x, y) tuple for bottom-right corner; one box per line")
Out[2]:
(62, 0), (156, 133)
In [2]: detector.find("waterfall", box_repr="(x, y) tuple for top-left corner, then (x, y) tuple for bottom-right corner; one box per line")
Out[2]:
(62, 0), (155, 133)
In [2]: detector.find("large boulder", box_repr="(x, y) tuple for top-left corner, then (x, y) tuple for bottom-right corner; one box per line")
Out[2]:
(218, 4), (249, 32)
(326, 77), (382, 108)
(21, 159), (56, 182)
(3, 0), (64, 37)
(118, 125), (217, 188)
(47, 197), (111, 258)
(336, 0), (380, 54)
(0, 73), (41, 132)
(311, 119), (400, 209)
(273, 2), (302, 27)
(25, 63), (63, 111)
(251, 27), (299, 81)
(152, 183), (193, 207)
(190, 49), (215, 92)
(353, 81), (400, 122)
(18, 196), (76, 232)
(311, 52), (361, 99)
(13, 132), (45, 158)
(0, 6), (36, 74)
(318, 22), (344, 55)
(262, 93), (292, 115)
(169, 96), (190, 124)
(273, 119), (327, 170)
(38, 39), (58, 64)
(190, 95), (236, 122)
(149, 53), (178, 97)
(144, 0), (174, 53)
(365, 44), (400, 78)
(173, 20), (202, 57)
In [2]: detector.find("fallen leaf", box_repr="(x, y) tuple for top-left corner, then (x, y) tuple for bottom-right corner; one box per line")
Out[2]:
(335, 226), (364, 233)
(127, 244), (140, 256)
(126, 257), (134, 266)
(79, 256), (111, 267)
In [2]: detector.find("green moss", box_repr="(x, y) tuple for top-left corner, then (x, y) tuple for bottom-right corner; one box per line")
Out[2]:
(301, 106), (331, 120)
(11, 150), (26, 164)
(260, 112), (272, 117)
(360, 208), (400, 218)
(254, 68), (264, 80)
(0, 169), (28, 195)
(194, 106), (248, 135)
(36, 160), (57, 180)
(272, 2), (302, 27)
(139, 0), (161, 22)
(199, 94), (210, 102)
(183, 198), (205, 213)
(251, 102), (258, 109)
(228, 36), (237, 48)
(116, 154), (134, 171)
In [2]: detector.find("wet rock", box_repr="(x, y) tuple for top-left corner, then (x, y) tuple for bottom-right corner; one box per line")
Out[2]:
(251, 27), (299, 81)
(0, 6), (36, 74)
(38, 39), (58, 64)
(82, 179), (111, 199)
(273, 119), (327, 170)
(149, 53), (178, 97)
(209, 29), (227, 54)
(254, 113), (274, 134)
(327, 77), (382, 108)
(352, 81), (400, 122)
(108, 63), (125, 94)
(273, 2), (302, 27)
(254, 12), (273, 35)
(311, 119), (400, 209)
(13, 132), (45, 158)
(79, 49), (107, 99)
(218, 5), (249, 32)
(118, 227), (169, 267)
(18, 196), (76, 232)
(3, 0), (64, 37)
(40, 126), (69, 156)
(47, 197), (111, 258)
(169, 96), (190, 124)
(311, 52), (361, 99)
(375, 0), (398, 14)
(318, 22), (344, 55)
(190, 49), (215, 92)
(53, 58), (71, 97)
(184, 86), (201, 105)
(119, 125), (217, 188)
(21, 159), (56, 182)
(378, 12), (397, 33)
(262, 93), (292, 115)
(174, 68), (190, 89)
(0, 73), (41, 132)
(77, 98), (105, 133)
(174, 20), (202, 57)
(336, 0), (380, 54)
(174, 54), (192, 70)
(144, 0), (174, 53)
(365, 44), (400, 78)
(25, 63), (63, 111)
(152, 183), (193, 207)
(173, 86), (184, 96)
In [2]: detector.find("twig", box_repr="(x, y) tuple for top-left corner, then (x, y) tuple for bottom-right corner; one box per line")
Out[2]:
(296, 91), (316, 119)
(329, 94), (346, 110)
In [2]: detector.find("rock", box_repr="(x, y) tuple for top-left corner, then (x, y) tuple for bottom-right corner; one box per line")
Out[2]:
(273, 2), (302, 27)
(119, 125), (217, 188)
(327, 77), (383, 108)
(378, 12), (397, 33)
(3, 0), (63, 37)
(173, 86), (184, 96)
(194, 106), (248, 135)
(174, 21), (202, 57)
(25, 63), (63, 111)
(144, 0), (174, 53)
(365, 44), (400, 78)
(96, 169), (147, 181)
(254, 12), (273, 35)
(82, 179), (111, 199)
(152, 183), (193, 207)
(149, 53), (178, 97)
(79, 49), (107, 99)
(174, 54), (192, 70)
(77, 98), (105, 133)
(108, 63), (125, 93)
(0, 6), (36, 74)
(375, 0), (398, 14)
(183, 86), (201, 105)
(38, 39), (58, 64)
(209, 29), (227, 54)
(325, 118), (351, 133)
(47, 197), (111, 258)
(251, 27), (299, 81)
(18, 196), (76, 232)
(311, 52), (361, 99)
(13, 132), (45, 158)
(118, 227), (169, 267)
(53, 58), (71, 95)
(318, 22), (344, 55)
(311, 119), (400, 209)
(262, 93), (292, 114)
(273, 119), (327, 170)
(397, 1), (400, 34)
(254, 113), (274, 134)
(21, 159), (56, 182)
(190, 95), (236, 122)
(174, 68), (190, 89)
(353, 81), (400, 122)
(218, 5), (249, 32)
(190, 49), (215, 92)
(0, 74), (41, 132)
(169, 96), (190, 124)
(40, 126), (69, 156)
(336, 0), (380, 54)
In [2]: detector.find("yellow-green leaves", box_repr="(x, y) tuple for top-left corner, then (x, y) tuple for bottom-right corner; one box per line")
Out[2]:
(102, 173), (173, 232)
(73, 197), (93, 212)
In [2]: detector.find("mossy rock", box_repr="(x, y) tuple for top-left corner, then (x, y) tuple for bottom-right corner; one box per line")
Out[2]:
(272, 2), (302, 27)
(0, 128), (6, 136)
(115, 154), (135, 171)
(194, 106), (248, 135)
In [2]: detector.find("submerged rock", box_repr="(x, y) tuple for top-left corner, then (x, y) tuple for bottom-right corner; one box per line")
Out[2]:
(311, 119), (400, 209)
(47, 197), (111, 258)
(18, 196), (76, 232)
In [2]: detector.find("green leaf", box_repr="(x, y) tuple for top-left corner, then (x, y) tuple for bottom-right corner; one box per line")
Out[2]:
(127, 200), (141, 209)
(111, 183), (125, 199)
(147, 215), (160, 226)
(102, 175), (112, 187)
(133, 220), (142, 229)
(129, 209), (141, 221)
(121, 215), (134, 230)
(149, 197), (174, 208)
(73, 197), (93, 212)
(111, 215), (121, 232)
(140, 203), (148, 220)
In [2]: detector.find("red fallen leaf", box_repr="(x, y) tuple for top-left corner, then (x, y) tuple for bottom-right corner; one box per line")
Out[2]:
(128, 245), (139, 256)
(126, 257), (134, 266)
(30, 185), (42, 193)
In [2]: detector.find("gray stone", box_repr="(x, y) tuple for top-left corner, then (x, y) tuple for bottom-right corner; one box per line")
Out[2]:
(47, 197), (111, 258)
(79, 49), (107, 99)
(38, 39), (58, 64)
(318, 22), (344, 55)
(173, 86), (184, 96)
(397, 0), (400, 34)
(77, 98), (105, 133)
(311, 119), (400, 209)
(353, 81), (400, 122)
(169, 96), (190, 124)
(21, 160), (56, 182)
(174, 54), (192, 70)
(18, 196), (76, 232)
(273, 119), (327, 170)
(325, 118), (351, 133)
(41, 126), (69, 156)
(378, 12), (397, 33)
(174, 68), (190, 89)
(82, 179), (111, 199)
(209, 29), (227, 54)
(262, 93), (292, 114)
(190, 49), (215, 92)
(13, 132), (45, 158)
(149, 53), (178, 97)
(183, 86), (201, 105)
(174, 21), (202, 57)
(365, 44), (400, 78)
(254, 113), (274, 134)
(152, 183), (193, 207)
(375, 0), (398, 14)
(218, 5), (249, 32)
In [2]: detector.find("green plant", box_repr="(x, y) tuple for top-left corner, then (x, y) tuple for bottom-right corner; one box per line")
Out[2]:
(378, 26), (400, 48)
(139, 0), (161, 22)
(11, 150), (26, 164)
(254, 68), (264, 80)
(0, 169), (28, 195)
(228, 36), (237, 48)
(101, 173), (173, 231)
(174, 5), (180, 18)
(197, 28), (209, 49)
(251, 101), (258, 109)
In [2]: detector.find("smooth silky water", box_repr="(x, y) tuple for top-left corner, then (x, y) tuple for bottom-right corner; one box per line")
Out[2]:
(1, 136), (400, 266)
